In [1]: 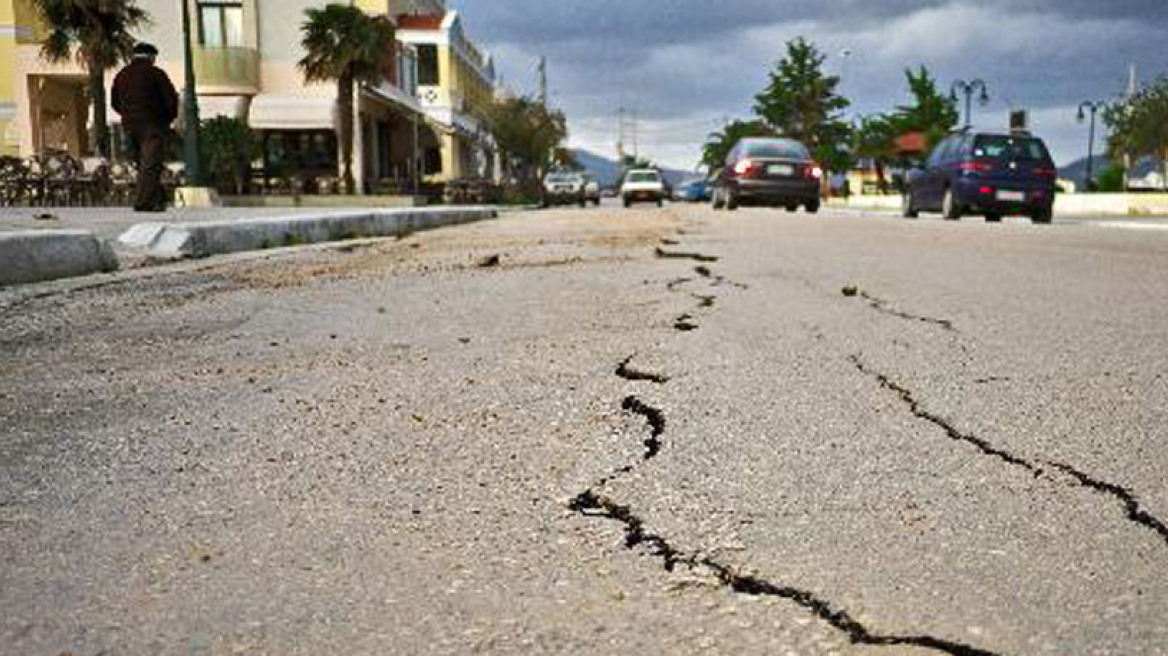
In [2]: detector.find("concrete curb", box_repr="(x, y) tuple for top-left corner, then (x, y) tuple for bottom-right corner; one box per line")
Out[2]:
(118, 207), (498, 259)
(0, 230), (119, 287)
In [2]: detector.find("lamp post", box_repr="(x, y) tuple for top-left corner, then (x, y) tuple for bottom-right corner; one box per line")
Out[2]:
(1077, 100), (1106, 191)
(950, 79), (990, 128)
(180, 0), (204, 186)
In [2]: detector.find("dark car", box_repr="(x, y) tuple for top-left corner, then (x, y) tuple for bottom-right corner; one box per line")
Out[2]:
(903, 130), (1058, 223)
(711, 137), (822, 212)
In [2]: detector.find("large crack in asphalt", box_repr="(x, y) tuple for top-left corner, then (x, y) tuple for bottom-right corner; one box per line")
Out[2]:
(694, 265), (749, 290)
(621, 395), (665, 460)
(655, 247), (720, 263)
(616, 355), (671, 384)
(857, 291), (957, 332)
(566, 276), (1001, 654)
(851, 354), (1168, 550)
(851, 355), (1037, 473)
(1047, 462), (1168, 547)
(673, 314), (700, 332)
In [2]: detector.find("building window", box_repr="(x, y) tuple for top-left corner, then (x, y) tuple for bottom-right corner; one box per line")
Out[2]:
(417, 44), (439, 86)
(198, 2), (244, 48)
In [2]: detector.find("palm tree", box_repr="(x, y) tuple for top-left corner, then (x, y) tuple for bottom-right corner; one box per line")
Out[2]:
(299, 4), (395, 195)
(33, 0), (148, 158)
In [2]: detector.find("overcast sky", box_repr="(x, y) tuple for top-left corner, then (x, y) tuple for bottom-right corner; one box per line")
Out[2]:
(454, 0), (1167, 169)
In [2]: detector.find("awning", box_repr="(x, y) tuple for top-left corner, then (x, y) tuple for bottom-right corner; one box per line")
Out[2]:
(198, 95), (249, 120)
(248, 94), (337, 130)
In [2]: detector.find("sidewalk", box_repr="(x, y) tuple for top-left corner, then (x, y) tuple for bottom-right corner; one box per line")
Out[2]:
(0, 207), (340, 243)
(0, 205), (497, 287)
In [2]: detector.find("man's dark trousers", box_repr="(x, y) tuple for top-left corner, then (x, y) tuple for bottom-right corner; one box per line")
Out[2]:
(128, 123), (168, 212)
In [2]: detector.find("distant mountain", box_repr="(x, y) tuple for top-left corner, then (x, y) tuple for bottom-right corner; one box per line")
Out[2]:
(570, 149), (696, 189)
(1060, 154), (1161, 187)
(1059, 155), (1110, 187)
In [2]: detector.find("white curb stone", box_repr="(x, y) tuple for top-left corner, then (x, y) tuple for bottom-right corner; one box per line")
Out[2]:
(118, 207), (497, 259)
(0, 230), (119, 287)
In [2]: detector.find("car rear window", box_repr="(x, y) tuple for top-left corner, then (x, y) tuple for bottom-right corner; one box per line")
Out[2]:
(627, 172), (661, 183)
(972, 136), (1050, 162)
(743, 139), (810, 160)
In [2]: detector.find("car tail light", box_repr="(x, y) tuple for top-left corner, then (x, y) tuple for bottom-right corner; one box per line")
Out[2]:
(804, 165), (823, 179)
(979, 186), (994, 194)
(734, 159), (756, 176)
(959, 161), (994, 175)
(1034, 165), (1058, 179)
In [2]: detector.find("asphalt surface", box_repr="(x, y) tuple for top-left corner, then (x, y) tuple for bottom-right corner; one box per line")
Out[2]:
(3, 202), (1167, 655)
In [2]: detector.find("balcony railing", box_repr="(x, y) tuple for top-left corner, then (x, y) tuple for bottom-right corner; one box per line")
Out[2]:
(193, 46), (260, 92)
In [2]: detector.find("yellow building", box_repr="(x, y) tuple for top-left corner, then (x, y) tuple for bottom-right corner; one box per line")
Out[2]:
(0, 0), (42, 155)
(8, 0), (454, 194)
(396, 10), (498, 182)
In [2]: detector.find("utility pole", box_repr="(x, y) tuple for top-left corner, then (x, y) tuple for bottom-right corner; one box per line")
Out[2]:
(630, 108), (638, 161)
(538, 56), (547, 106)
(617, 106), (626, 164)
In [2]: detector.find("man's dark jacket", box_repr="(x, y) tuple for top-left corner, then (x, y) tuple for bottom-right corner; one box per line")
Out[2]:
(112, 60), (179, 129)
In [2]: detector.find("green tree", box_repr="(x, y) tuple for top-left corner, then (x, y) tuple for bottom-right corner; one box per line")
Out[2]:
(201, 116), (258, 195)
(1105, 77), (1168, 188)
(479, 95), (568, 183)
(701, 119), (771, 171)
(753, 37), (852, 171)
(852, 114), (898, 192)
(893, 66), (959, 151)
(1096, 164), (1126, 192)
(33, 0), (148, 158)
(299, 4), (395, 194)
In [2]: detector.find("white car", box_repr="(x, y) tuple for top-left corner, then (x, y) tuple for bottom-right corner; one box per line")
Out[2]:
(542, 172), (587, 207)
(583, 175), (601, 206)
(621, 169), (665, 207)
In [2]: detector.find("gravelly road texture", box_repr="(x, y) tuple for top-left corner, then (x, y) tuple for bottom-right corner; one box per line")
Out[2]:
(3, 204), (1167, 656)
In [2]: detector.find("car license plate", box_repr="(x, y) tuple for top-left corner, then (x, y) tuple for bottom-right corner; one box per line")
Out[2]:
(767, 164), (795, 176)
(996, 190), (1025, 202)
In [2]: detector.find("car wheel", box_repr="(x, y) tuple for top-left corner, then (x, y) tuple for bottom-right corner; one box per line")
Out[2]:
(1031, 206), (1053, 224)
(726, 188), (739, 211)
(941, 188), (962, 220)
(712, 187), (725, 210)
(805, 200), (820, 214)
(579, 197), (586, 208)
(985, 213), (1003, 223)
(785, 205), (798, 212)
(902, 191), (919, 218)
(656, 198), (663, 208)
(623, 196), (632, 208)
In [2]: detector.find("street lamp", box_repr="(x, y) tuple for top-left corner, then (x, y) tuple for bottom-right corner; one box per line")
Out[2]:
(950, 79), (990, 128)
(1077, 100), (1106, 191)
(180, 0), (204, 186)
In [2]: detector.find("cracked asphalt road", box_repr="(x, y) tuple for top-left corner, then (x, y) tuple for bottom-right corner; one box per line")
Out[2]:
(3, 203), (1167, 655)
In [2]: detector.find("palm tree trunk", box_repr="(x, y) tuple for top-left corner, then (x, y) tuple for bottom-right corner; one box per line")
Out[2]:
(338, 71), (355, 195)
(88, 64), (110, 158)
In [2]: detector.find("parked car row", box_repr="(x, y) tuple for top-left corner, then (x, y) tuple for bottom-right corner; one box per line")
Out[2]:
(539, 129), (1057, 223)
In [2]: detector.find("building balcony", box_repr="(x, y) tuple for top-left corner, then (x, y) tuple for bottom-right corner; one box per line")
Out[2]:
(193, 46), (260, 94)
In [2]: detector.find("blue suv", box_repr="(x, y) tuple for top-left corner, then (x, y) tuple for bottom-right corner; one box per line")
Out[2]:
(903, 130), (1058, 224)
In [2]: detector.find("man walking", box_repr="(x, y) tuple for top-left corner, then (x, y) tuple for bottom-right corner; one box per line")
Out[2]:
(112, 43), (179, 212)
